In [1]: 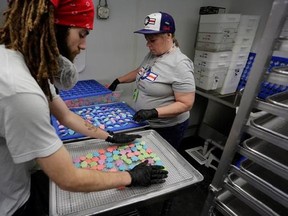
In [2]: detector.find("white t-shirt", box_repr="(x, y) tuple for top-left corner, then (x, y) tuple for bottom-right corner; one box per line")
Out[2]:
(134, 47), (195, 128)
(0, 45), (62, 215)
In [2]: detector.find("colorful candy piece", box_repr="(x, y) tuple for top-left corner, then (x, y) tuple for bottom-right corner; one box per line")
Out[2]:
(127, 152), (134, 158)
(146, 148), (153, 154)
(106, 162), (114, 169)
(106, 157), (113, 163)
(131, 156), (138, 162)
(155, 161), (164, 166)
(99, 155), (107, 160)
(105, 152), (112, 157)
(80, 161), (88, 168)
(89, 161), (97, 167)
(113, 150), (120, 155)
(92, 157), (99, 162)
(97, 164), (105, 171)
(93, 152), (100, 157)
(98, 159), (105, 165)
(113, 155), (120, 160)
(134, 151), (140, 156)
(74, 163), (81, 168)
(118, 165), (126, 171)
(80, 156), (86, 161)
(73, 157), (81, 163)
(86, 153), (93, 159)
(116, 160), (124, 166)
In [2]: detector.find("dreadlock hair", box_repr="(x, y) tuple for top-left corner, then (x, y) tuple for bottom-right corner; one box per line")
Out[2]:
(0, 0), (59, 100)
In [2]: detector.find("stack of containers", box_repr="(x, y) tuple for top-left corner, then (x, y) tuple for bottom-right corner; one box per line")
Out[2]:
(194, 14), (241, 91)
(216, 15), (260, 95)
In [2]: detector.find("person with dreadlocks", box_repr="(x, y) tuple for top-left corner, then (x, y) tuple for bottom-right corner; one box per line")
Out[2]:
(0, 1), (168, 215)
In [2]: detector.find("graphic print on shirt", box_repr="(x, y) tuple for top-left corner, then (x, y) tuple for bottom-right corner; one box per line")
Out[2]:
(138, 66), (158, 82)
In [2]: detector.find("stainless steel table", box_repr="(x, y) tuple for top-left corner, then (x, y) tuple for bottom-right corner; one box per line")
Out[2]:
(49, 129), (203, 216)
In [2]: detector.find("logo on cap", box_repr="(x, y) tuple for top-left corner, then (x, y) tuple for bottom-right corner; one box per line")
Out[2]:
(144, 16), (156, 26)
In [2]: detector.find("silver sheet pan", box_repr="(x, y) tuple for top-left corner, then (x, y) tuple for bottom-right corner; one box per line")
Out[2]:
(250, 113), (288, 140)
(49, 129), (203, 216)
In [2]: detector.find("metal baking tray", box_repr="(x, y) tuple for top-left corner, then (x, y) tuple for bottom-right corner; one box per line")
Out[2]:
(215, 189), (261, 216)
(243, 137), (288, 167)
(240, 160), (288, 205)
(266, 90), (288, 109)
(49, 130), (203, 216)
(226, 173), (288, 216)
(250, 113), (288, 140)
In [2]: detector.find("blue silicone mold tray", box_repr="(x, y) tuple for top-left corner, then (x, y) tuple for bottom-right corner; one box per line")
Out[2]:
(51, 102), (149, 141)
(238, 52), (288, 99)
(59, 79), (112, 100)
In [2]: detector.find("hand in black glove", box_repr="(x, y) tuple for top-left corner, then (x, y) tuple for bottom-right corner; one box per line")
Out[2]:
(133, 108), (158, 122)
(128, 160), (168, 187)
(108, 79), (120, 91)
(105, 131), (142, 144)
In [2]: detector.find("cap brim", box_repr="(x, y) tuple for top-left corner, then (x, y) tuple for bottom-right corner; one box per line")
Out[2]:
(134, 29), (163, 34)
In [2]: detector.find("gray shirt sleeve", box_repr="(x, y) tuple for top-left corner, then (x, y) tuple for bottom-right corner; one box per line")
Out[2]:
(4, 93), (62, 163)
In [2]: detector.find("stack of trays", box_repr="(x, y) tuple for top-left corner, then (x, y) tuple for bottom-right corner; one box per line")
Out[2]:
(194, 14), (240, 90)
(59, 79), (120, 108)
(51, 102), (149, 141)
(217, 15), (260, 95)
(193, 50), (231, 91)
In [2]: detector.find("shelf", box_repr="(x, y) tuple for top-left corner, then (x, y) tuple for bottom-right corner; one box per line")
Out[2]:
(266, 90), (288, 109)
(242, 137), (288, 168)
(200, 3), (288, 216)
(231, 162), (288, 207)
(244, 125), (288, 150)
(196, 89), (240, 108)
(224, 173), (287, 216)
(254, 100), (288, 119)
(214, 190), (261, 216)
(238, 146), (288, 180)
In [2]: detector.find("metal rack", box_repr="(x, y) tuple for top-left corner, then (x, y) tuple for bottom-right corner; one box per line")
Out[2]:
(201, 0), (288, 215)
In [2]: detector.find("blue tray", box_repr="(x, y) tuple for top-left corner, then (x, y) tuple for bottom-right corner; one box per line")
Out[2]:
(59, 79), (112, 100)
(51, 102), (149, 141)
(238, 53), (288, 99)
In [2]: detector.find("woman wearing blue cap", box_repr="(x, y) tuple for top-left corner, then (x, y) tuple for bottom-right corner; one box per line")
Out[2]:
(109, 12), (195, 151)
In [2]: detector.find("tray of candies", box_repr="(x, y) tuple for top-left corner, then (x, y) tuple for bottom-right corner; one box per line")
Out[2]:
(49, 129), (204, 216)
(51, 102), (149, 141)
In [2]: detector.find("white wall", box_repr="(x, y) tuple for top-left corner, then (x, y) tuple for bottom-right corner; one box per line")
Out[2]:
(0, 0), (274, 104)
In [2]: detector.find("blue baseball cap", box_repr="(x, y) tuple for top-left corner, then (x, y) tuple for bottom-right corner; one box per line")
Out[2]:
(134, 12), (176, 34)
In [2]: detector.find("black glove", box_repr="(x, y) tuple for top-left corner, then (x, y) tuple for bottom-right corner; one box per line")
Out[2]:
(128, 160), (168, 187)
(108, 79), (120, 91)
(133, 108), (158, 122)
(105, 131), (142, 144)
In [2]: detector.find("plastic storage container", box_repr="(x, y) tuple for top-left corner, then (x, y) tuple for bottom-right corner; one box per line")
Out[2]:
(197, 32), (237, 43)
(199, 14), (241, 24)
(230, 51), (250, 62)
(196, 41), (234, 52)
(194, 68), (227, 90)
(194, 58), (230, 69)
(194, 50), (232, 62)
(199, 14), (241, 33)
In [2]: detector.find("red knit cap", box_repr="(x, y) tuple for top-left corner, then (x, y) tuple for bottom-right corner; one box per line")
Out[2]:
(50, 0), (95, 30)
